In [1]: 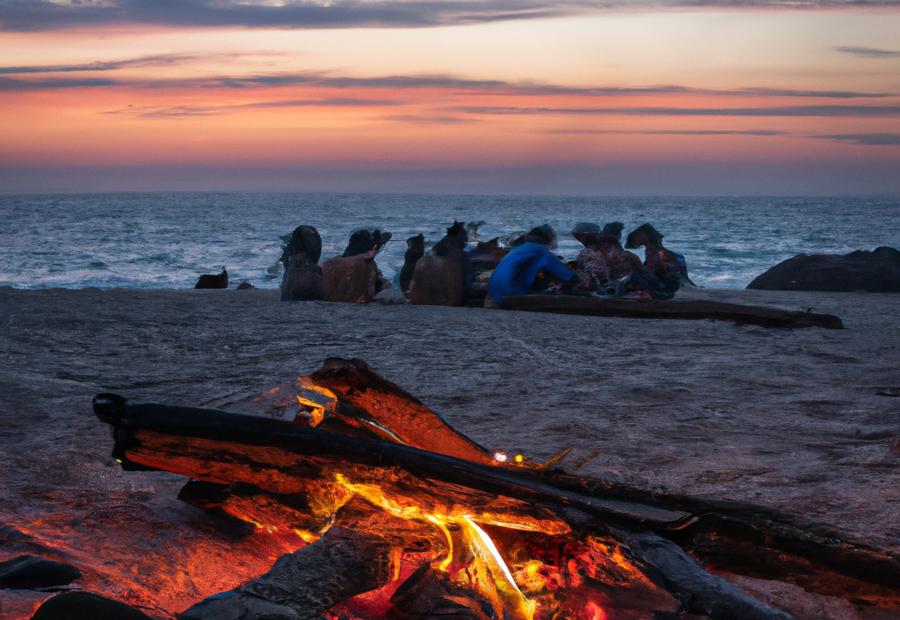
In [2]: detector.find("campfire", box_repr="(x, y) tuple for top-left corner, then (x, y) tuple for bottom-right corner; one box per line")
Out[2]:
(78, 358), (899, 619)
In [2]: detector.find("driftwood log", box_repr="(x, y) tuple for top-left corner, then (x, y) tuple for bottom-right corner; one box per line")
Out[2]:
(93, 391), (899, 617)
(178, 526), (394, 620)
(500, 294), (843, 329)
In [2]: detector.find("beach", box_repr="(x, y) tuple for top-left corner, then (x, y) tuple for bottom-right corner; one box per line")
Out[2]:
(1, 287), (898, 616)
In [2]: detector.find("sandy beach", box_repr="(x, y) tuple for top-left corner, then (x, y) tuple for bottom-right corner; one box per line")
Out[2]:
(1, 287), (898, 617)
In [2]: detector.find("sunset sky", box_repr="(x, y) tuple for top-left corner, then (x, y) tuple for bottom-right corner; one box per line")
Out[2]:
(1, 1), (899, 194)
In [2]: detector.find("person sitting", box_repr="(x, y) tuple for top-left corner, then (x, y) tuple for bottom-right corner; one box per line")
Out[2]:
(573, 222), (676, 299)
(342, 229), (392, 258)
(279, 225), (324, 301)
(323, 229), (391, 303)
(487, 225), (576, 306)
(573, 222), (641, 290)
(407, 222), (469, 306)
(625, 223), (694, 287)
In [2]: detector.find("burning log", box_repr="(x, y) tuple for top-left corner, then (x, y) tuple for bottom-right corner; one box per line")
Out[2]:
(91, 358), (900, 619)
(92, 394), (689, 532)
(614, 529), (792, 620)
(389, 564), (493, 620)
(500, 294), (844, 329)
(248, 357), (498, 465)
(178, 526), (395, 620)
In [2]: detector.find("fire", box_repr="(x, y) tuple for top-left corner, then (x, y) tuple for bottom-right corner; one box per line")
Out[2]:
(334, 472), (537, 619)
(294, 376), (338, 427)
(35, 361), (687, 619)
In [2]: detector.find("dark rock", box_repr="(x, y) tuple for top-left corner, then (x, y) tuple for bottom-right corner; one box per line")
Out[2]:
(280, 256), (324, 301)
(399, 234), (425, 293)
(748, 247), (900, 292)
(407, 255), (465, 306)
(236, 280), (255, 290)
(322, 255), (378, 303)
(0, 555), (80, 589)
(31, 591), (151, 620)
(194, 269), (228, 289)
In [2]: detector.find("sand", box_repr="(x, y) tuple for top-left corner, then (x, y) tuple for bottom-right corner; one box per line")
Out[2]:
(0, 287), (898, 615)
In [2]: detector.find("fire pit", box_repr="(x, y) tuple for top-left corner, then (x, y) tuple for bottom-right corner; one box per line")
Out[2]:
(83, 358), (899, 619)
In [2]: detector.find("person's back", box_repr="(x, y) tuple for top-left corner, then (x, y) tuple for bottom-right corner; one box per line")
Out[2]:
(604, 243), (644, 280)
(488, 241), (573, 304)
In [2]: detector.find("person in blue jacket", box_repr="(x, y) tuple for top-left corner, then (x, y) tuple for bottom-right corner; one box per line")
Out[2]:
(487, 225), (576, 306)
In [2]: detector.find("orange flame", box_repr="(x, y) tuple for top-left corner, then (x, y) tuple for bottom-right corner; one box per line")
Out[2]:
(294, 377), (338, 427)
(334, 472), (537, 619)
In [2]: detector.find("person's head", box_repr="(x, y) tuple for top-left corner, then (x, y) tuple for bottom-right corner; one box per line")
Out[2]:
(571, 222), (603, 247)
(601, 222), (625, 240)
(524, 224), (557, 248)
(343, 228), (392, 257)
(281, 225), (322, 265)
(625, 223), (664, 249)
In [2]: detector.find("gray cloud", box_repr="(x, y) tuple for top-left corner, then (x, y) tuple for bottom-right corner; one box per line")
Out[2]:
(550, 128), (787, 135)
(835, 46), (900, 58)
(457, 104), (900, 117)
(381, 114), (478, 124)
(0, 68), (891, 100)
(817, 132), (900, 144)
(0, 75), (120, 89)
(0, 53), (238, 75)
(106, 97), (403, 118)
(3, 1), (899, 31)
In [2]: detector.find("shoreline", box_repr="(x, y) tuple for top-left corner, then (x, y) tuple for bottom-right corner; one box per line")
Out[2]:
(1, 287), (898, 613)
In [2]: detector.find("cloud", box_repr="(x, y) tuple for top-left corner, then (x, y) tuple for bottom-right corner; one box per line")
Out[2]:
(3, 0), (899, 31)
(550, 128), (788, 135)
(457, 104), (900, 117)
(0, 53), (237, 75)
(817, 132), (900, 144)
(0, 75), (120, 89)
(0, 67), (891, 100)
(105, 97), (404, 118)
(834, 46), (900, 58)
(381, 114), (478, 124)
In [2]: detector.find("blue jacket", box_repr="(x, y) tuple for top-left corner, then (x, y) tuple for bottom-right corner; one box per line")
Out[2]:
(488, 242), (575, 304)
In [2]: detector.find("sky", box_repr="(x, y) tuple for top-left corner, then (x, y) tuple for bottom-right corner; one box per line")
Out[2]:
(1, 0), (899, 195)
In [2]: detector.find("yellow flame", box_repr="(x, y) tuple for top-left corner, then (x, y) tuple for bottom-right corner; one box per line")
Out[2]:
(426, 515), (454, 571)
(294, 378), (338, 427)
(334, 472), (537, 620)
(292, 528), (319, 543)
(459, 516), (536, 620)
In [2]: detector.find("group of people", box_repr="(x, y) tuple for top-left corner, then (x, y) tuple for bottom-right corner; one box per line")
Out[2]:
(487, 221), (692, 306)
(276, 219), (692, 307)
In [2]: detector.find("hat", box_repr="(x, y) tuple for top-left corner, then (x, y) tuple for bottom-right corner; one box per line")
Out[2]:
(601, 222), (625, 240)
(571, 222), (604, 247)
(342, 229), (392, 257)
(625, 223), (664, 249)
(524, 224), (557, 246)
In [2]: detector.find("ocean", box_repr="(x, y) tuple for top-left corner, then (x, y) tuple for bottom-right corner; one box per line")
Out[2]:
(1, 192), (897, 290)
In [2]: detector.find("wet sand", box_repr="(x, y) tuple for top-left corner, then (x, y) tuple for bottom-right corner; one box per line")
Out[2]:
(0, 287), (898, 616)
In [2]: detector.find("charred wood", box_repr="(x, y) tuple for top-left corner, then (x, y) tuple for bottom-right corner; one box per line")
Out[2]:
(177, 527), (394, 620)
(93, 393), (689, 531)
(543, 473), (900, 606)
(93, 391), (899, 613)
(614, 529), (793, 620)
(389, 564), (493, 620)
(500, 294), (843, 329)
